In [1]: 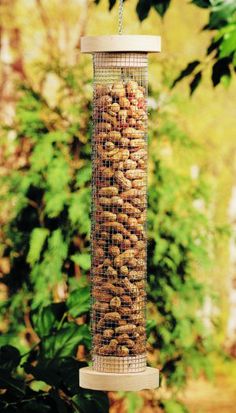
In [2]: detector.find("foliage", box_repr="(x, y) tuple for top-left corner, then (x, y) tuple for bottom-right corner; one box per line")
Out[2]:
(0, 301), (109, 413)
(0, 56), (218, 412)
(0, 64), (110, 412)
(99, 0), (236, 92)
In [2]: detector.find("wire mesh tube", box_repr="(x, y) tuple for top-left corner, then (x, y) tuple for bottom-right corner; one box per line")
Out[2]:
(91, 52), (148, 373)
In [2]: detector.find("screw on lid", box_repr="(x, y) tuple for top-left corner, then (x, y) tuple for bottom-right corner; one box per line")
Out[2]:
(80, 35), (161, 54)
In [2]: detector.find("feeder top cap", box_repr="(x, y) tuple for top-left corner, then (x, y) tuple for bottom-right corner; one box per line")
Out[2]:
(80, 35), (161, 54)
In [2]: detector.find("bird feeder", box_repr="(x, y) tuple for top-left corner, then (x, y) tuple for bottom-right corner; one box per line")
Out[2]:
(79, 34), (161, 391)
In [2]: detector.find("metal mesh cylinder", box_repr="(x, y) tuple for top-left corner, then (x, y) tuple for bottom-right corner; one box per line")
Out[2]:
(91, 52), (148, 373)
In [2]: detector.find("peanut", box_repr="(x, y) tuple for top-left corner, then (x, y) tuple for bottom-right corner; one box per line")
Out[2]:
(104, 141), (115, 151)
(123, 277), (139, 296)
(103, 282), (125, 296)
(93, 290), (113, 302)
(130, 149), (146, 161)
(114, 249), (136, 267)
(115, 324), (136, 335)
(110, 148), (130, 162)
(93, 302), (109, 312)
(117, 213), (129, 224)
(94, 132), (108, 142)
(108, 246), (120, 257)
(117, 333), (129, 343)
(104, 312), (121, 322)
(130, 234), (138, 244)
(110, 296), (121, 309)
(98, 186), (118, 197)
(125, 169), (145, 180)
(106, 266), (118, 279)
(132, 179), (146, 188)
(112, 233), (123, 244)
(98, 197), (111, 206)
(96, 122), (112, 132)
(102, 112), (117, 126)
(129, 270), (144, 281)
(123, 202), (141, 217)
(96, 95), (112, 108)
(120, 239), (131, 249)
(110, 196), (123, 207)
(103, 329), (114, 339)
(100, 211), (117, 221)
(107, 130), (121, 142)
(117, 346), (129, 356)
(120, 266), (129, 276)
(115, 171), (132, 190)
(109, 102), (120, 113)
(120, 189), (139, 199)
(94, 334), (102, 345)
(129, 139), (145, 149)
(99, 167), (114, 179)
(123, 159), (137, 170)
(119, 97), (130, 108)
(95, 84), (111, 97)
(117, 109), (128, 120)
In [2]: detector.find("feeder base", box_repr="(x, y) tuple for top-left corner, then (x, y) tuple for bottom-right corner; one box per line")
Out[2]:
(79, 367), (159, 391)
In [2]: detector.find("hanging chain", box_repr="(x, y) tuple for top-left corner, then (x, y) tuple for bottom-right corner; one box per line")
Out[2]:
(118, 0), (124, 35)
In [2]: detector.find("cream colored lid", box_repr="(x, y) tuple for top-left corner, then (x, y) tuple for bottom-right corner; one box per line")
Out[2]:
(80, 35), (161, 54)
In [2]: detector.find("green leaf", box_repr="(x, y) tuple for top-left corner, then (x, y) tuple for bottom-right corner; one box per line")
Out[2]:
(45, 191), (68, 218)
(109, 0), (116, 10)
(47, 157), (70, 192)
(69, 188), (91, 234)
(212, 58), (231, 86)
(67, 285), (90, 318)
(31, 140), (53, 171)
(0, 372), (25, 396)
(146, 319), (156, 336)
(207, 1), (236, 30)
(220, 73), (231, 88)
(25, 356), (87, 394)
(136, 0), (152, 21)
(172, 61), (200, 88)
(163, 399), (189, 413)
(31, 303), (66, 338)
(220, 29), (236, 58)
(125, 392), (143, 413)
(191, 0), (210, 8)
(48, 229), (68, 261)
(73, 391), (109, 413)
(23, 400), (52, 413)
(0, 345), (21, 371)
(47, 131), (70, 143)
(41, 323), (90, 358)
(190, 71), (202, 95)
(233, 51), (236, 67)
(76, 163), (92, 187)
(71, 253), (91, 271)
(27, 228), (49, 266)
(153, 0), (171, 17)
(59, 358), (87, 395)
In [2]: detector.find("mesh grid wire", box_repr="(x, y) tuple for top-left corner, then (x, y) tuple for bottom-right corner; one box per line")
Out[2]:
(91, 52), (148, 373)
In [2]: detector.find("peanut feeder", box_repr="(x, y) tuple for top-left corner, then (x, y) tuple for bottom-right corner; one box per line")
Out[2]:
(79, 35), (161, 392)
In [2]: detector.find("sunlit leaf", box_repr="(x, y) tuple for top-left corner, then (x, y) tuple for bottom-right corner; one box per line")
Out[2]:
(27, 228), (49, 266)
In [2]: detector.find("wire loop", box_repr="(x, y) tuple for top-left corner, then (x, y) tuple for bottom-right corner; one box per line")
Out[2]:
(118, 0), (124, 35)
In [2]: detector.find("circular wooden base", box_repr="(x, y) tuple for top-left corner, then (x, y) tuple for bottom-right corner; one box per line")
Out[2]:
(79, 367), (159, 391)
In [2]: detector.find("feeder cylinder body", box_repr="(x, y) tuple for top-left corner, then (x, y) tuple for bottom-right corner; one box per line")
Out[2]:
(91, 52), (148, 373)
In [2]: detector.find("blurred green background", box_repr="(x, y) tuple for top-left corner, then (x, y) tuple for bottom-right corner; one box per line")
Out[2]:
(0, 1), (236, 412)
